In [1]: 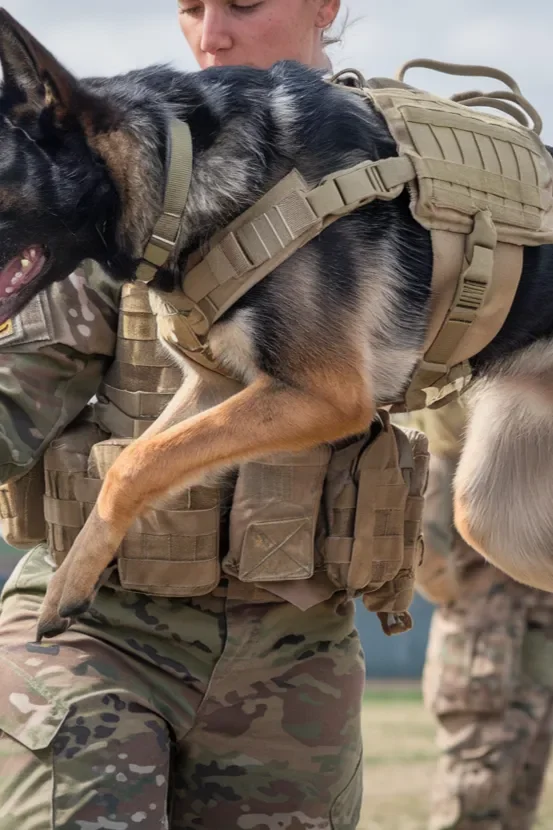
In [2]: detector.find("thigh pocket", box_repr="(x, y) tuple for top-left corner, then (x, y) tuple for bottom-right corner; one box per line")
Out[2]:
(423, 608), (523, 716)
(0, 649), (69, 750)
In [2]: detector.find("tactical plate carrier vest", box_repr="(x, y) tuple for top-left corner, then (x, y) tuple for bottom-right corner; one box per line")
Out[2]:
(0, 281), (429, 634)
(4, 59), (547, 632)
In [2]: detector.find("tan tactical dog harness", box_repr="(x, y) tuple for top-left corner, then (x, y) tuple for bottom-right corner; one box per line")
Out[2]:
(137, 60), (553, 409)
(3, 61), (551, 634)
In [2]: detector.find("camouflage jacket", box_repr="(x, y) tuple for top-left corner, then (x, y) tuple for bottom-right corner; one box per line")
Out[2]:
(0, 262), (120, 483)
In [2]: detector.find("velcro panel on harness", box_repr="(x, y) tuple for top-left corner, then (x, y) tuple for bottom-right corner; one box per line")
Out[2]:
(0, 459), (47, 549)
(367, 86), (553, 244)
(95, 283), (182, 438)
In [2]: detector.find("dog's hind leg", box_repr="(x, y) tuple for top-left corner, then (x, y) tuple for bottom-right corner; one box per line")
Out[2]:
(454, 342), (553, 592)
(37, 363), (373, 639)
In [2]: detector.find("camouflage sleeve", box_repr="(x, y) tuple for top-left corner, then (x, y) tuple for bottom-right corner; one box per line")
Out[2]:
(0, 261), (120, 482)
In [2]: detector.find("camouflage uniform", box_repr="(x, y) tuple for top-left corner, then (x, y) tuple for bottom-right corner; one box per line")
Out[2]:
(0, 265), (365, 829)
(413, 400), (553, 830)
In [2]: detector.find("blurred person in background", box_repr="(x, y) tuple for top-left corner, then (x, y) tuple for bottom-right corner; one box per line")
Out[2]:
(412, 398), (553, 830)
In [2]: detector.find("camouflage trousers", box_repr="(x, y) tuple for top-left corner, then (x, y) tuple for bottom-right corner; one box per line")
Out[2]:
(0, 545), (365, 830)
(424, 587), (553, 830)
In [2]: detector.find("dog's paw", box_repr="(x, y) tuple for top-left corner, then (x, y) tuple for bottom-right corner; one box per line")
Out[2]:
(36, 506), (119, 641)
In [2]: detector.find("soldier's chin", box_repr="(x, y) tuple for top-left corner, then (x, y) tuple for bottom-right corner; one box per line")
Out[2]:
(0, 245), (48, 324)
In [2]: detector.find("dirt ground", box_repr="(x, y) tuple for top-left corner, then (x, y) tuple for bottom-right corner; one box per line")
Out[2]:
(358, 688), (553, 830)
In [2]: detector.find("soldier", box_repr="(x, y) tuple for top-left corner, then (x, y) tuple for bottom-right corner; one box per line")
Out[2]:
(0, 2), (429, 828)
(412, 398), (553, 830)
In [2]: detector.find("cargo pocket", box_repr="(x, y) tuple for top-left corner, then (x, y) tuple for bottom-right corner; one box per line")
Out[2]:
(223, 446), (331, 582)
(0, 650), (69, 751)
(318, 420), (407, 594)
(423, 607), (524, 716)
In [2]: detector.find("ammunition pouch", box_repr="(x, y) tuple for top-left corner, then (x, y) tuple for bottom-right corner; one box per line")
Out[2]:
(42, 421), (223, 596)
(316, 417), (428, 632)
(0, 459), (47, 550)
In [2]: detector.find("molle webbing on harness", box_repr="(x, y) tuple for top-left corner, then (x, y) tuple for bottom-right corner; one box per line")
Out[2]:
(363, 62), (553, 408)
(94, 283), (181, 438)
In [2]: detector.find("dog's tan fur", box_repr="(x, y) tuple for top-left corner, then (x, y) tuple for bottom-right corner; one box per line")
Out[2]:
(454, 341), (553, 593)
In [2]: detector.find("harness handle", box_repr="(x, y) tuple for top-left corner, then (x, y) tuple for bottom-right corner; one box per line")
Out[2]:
(396, 58), (543, 134)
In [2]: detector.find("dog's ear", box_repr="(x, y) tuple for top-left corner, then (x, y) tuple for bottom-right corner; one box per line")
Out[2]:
(0, 9), (83, 120)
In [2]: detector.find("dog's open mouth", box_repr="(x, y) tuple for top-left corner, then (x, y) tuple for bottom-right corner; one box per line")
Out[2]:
(0, 245), (47, 309)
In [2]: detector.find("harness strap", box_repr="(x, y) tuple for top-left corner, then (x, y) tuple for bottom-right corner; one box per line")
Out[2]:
(181, 155), (416, 326)
(136, 119), (193, 283)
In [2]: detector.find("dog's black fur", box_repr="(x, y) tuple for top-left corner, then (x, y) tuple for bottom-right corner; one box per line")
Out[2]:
(3, 10), (553, 633)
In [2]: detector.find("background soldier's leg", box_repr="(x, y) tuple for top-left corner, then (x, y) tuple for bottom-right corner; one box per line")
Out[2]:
(507, 691), (553, 830)
(429, 678), (552, 830)
(423, 579), (531, 830)
(170, 594), (366, 830)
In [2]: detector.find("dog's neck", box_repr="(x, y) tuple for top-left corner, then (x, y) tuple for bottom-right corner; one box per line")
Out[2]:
(84, 65), (297, 288)
(84, 62), (395, 291)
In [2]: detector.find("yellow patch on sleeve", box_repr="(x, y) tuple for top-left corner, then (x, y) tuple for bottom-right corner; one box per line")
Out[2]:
(0, 319), (13, 338)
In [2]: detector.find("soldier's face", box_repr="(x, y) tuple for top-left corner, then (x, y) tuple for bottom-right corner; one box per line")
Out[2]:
(177, 0), (339, 70)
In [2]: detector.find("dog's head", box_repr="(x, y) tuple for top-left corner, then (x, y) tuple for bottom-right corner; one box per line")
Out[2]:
(0, 10), (120, 325)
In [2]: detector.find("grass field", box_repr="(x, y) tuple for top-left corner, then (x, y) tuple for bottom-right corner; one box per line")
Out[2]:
(358, 687), (553, 830)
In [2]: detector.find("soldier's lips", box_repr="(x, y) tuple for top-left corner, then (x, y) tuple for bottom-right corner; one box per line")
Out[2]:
(0, 246), (47, 303)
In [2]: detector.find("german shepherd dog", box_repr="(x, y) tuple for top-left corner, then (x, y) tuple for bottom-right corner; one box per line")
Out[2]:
(0, 10), (552, 638)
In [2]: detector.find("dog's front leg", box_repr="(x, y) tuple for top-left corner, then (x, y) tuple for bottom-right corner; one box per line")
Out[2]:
(37, 368), (373, 639)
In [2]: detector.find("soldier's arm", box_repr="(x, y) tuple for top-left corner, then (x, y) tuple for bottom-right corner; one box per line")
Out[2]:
(0, 261), (120, 483)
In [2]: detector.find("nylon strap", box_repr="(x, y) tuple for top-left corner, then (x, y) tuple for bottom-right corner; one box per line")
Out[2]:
(180, 155), (415, 326)
(136, 119), (193, 283)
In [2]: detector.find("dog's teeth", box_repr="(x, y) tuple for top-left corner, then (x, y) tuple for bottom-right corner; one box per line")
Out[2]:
(20, 258), (30, 269)
(28, 249), (37, 260)
(11, 273), (22, 285)
(5, 287), (14, 294)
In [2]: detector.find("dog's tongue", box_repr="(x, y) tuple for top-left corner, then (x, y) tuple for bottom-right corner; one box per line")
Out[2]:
(0, 247), (45, 300)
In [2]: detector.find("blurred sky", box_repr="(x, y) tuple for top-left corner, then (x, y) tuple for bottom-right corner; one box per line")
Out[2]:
(2, 1), (552, 138)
